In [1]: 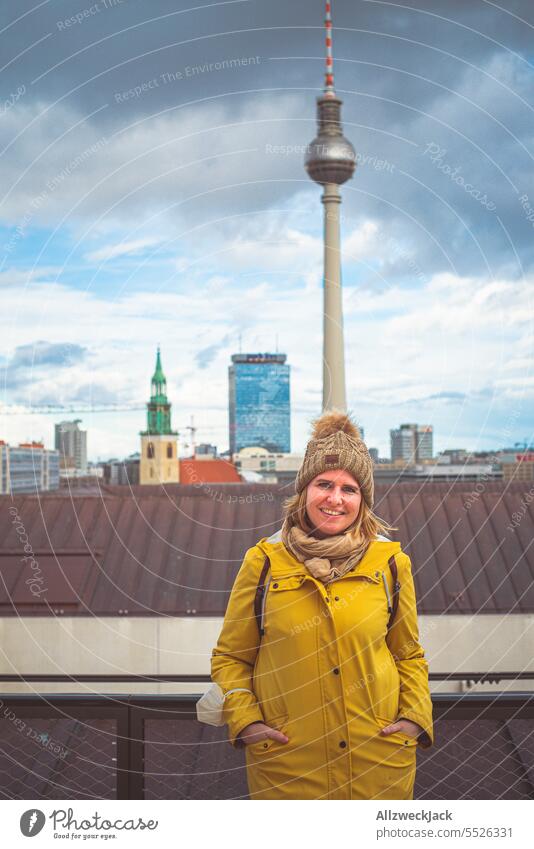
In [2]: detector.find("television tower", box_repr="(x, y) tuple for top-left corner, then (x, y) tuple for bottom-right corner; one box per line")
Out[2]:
(305, 0), (356, 412)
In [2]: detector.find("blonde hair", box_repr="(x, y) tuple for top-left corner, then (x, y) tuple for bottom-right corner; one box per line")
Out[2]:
(283, 486), (396, 542)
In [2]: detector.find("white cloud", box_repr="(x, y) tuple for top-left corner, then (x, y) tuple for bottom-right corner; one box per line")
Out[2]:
(84, 237), (164, 262)
(343, 221), (381, 260)
(0, 267), (61, 287)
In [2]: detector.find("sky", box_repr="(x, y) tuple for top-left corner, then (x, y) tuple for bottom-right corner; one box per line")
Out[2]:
(0, 0), (533, 460)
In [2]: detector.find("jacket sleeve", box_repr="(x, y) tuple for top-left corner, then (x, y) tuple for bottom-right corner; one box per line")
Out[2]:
(211, 545), (266, 746)
(385, 552), (434, 748)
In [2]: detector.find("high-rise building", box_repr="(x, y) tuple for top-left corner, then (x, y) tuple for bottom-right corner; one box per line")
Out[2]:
(305, 1), (356, 411)
(140, 348), (179, 485)
(104, 454), (141, 486)
(416, 425), (434, 461)
(228, 353), (290, 454)
(0, 440), (60, 494)
(390, 423), (434, 464)
(55, 419), (87, 473)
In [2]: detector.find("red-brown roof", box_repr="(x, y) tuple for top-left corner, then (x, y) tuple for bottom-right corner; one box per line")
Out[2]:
(179, 459), (241, 484)
(0, 481), (533, 616)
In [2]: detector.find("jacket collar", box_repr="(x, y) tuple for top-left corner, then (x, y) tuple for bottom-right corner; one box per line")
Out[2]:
(257, 531), (402, 580)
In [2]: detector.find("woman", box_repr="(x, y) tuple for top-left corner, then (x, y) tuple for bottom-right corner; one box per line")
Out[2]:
(211, 411), (433, 800)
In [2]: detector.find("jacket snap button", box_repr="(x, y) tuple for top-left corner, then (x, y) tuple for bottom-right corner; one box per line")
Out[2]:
(404, 740), (409, 745)
(333, 668), (340, 675)
(334, 596), (340, 601)
(339, 740), (347, 748)
(263, 742), (268, 748)
(273, 583), (279, 589)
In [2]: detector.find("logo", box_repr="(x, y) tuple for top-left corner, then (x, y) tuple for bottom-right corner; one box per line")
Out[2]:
(324, 454), (339, 465)
(20, 809), (46, 837)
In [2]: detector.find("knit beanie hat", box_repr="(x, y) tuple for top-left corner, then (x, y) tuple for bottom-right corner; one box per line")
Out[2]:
(295, 410), (374, 508)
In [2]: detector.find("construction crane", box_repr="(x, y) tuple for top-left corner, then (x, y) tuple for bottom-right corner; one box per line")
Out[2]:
(0, 403), (219, 433)
(186, 415), (197, 457)
(0, 403), (146, 415)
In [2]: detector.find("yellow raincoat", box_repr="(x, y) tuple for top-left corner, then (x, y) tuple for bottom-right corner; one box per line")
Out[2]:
(211, 532), (433, 800)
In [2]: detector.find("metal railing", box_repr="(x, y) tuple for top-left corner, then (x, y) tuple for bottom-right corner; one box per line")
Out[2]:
(1, 677), (533, 800)
(2, 671), (533, 683)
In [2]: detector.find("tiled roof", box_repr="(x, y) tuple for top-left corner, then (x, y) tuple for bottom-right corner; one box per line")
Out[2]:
(0, 480), (532, 616)
(179, 459), (242, 484)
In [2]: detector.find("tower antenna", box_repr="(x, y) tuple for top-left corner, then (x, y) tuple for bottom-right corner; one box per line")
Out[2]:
(324, 0), (335, 95)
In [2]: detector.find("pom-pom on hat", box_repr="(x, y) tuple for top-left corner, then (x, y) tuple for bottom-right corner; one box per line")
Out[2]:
(295, 410), (374, 507)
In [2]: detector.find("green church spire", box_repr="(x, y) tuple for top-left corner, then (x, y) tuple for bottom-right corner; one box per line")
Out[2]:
(141, 347), (177, 436)
(151, 346), (168, 403)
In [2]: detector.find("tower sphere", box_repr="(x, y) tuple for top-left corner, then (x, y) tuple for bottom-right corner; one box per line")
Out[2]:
(305, 95), (356, 186)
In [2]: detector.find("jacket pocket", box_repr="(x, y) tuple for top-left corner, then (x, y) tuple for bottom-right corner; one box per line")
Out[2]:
(346, 567), (382, 584)
(244, 714), (289, 757)
(375, 717), (418, 748)
(270, 576), (305, 592)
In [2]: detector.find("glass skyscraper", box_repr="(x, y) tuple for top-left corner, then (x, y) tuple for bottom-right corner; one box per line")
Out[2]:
(229, 353), (290, 454)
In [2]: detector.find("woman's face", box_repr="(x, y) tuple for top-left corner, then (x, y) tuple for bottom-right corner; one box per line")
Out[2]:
(305, 469), (362, 537)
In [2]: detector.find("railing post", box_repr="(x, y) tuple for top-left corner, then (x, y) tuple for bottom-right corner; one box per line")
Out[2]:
(115, 701), (131, 800)
(126, 698), (145, 800)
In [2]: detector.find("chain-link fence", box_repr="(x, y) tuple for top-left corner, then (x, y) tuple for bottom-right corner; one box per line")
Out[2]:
(1, 693), (533, 799)
(144, 720), (247, 799)
(0, 716), (116, 799)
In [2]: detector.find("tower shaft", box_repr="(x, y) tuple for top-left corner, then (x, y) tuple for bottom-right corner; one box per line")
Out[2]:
(322, 183), (346, 411)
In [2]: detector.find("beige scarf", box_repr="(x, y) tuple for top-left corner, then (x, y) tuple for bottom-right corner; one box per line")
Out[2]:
(281, 521), (370, 584)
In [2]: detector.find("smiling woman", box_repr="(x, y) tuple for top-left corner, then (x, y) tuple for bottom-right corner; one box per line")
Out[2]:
(211, 410), (434, 800)
(306, 469), (362, 536)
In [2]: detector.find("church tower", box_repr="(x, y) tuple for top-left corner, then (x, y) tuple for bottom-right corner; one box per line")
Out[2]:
(140, 348), (180, 484)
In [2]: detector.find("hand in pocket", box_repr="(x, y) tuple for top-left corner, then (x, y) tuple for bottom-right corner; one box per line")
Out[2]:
(380, 718), (422, 739)
(238, 721), (289, 746)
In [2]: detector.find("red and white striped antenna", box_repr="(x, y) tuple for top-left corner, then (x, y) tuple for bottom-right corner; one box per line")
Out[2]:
(324, 1), (335, 96)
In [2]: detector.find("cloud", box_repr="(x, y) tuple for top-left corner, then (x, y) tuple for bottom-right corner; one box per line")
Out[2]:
(405, 391), (467, 405)
(2, 340), (88, 391)
(71, 383), (121, 405)
(195, 334), (231, 370)
(8, 341), (87, 370)
(0, 267), (62, 288)
(0, 260), (532, 458)
(1, 0), (533, 458)
(0, 42), (530, 279)
(0, 95), (308, 235)
(84, 237), (163, 262)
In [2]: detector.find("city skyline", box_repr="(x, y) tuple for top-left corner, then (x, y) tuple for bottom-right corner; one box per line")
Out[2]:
(1, 336), (532, 462)
(0, 0), (532, 460)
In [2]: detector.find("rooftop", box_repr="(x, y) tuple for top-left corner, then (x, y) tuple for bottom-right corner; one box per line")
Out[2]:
(1, 480), (532, 616)
(230, 353), (287, 364)
(179, 459), (241, 484)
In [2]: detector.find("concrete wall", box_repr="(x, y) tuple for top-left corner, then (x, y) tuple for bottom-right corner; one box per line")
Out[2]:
(0, 614), (532, 694)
